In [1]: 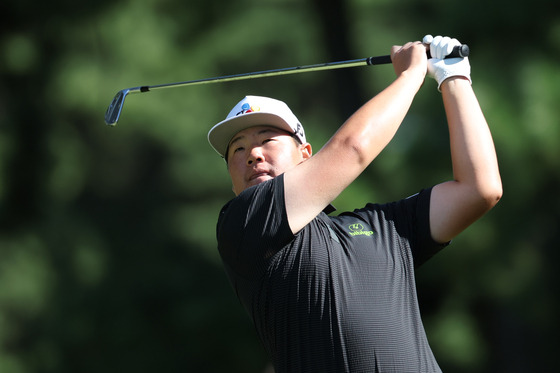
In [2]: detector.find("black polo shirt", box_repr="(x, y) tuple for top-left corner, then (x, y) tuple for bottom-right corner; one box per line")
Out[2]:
(217, 174), (447, 373)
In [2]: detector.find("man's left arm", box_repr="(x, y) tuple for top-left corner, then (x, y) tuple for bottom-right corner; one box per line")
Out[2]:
(430, 76), (502, 244)
(425, 35), (502, 244)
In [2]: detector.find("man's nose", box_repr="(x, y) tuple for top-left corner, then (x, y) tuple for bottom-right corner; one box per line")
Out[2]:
(247, 147), (264, 165)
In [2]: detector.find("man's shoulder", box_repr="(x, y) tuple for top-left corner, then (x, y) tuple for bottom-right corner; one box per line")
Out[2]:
(220, 177), (282, 217)
(217, 176), (289, 242)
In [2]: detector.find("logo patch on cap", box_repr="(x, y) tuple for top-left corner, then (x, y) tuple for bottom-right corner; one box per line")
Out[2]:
(295, 123), (305, 139)
(236, 103), (260, 116)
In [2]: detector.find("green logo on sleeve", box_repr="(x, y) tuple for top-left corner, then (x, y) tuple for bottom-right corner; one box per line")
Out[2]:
(348, 223), (374, 237)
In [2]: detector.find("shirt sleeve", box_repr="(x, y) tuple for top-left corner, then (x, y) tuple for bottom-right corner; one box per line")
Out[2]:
(216, 174), (294, 280)
(410, 187), (450, 266)
(346, 187), (448, 268)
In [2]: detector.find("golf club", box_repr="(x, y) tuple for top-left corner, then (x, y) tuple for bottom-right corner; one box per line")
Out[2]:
(105, 44), (469, 126)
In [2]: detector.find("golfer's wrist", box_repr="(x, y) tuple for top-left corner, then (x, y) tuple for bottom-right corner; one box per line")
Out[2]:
(439, 76), (471, 94)
(399, 69), (426, 90)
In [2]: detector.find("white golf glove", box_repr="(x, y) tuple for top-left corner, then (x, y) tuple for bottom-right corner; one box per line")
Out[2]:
(423, 34), (471, 91)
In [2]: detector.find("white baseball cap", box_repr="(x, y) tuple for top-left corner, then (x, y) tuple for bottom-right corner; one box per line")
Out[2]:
(208, 95), (306, 158)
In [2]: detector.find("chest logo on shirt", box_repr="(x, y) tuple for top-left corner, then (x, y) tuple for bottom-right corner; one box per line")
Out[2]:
(348, 223), (374, 237)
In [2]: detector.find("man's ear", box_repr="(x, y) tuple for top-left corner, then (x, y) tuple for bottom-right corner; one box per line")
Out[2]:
(300, 142), (312, 160)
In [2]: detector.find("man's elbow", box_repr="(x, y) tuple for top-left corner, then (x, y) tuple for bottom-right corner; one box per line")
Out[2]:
(479, 179), (503, 210)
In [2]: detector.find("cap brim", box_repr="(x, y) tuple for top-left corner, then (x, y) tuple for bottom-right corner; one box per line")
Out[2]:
(208, 112), (295, 157)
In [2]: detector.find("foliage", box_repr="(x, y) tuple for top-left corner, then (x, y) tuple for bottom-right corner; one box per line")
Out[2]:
(1, 0), (559, 371)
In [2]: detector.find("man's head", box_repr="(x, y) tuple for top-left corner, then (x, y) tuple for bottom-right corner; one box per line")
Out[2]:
(208, 96), (311, 195)
(208, 96), (306, 159)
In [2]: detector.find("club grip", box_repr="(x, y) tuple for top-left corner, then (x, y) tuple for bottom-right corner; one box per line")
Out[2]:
(429, 44), (470, 59)
(366, 44), (469, 66)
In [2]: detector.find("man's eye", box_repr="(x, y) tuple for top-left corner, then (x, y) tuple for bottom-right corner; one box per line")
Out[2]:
(233, 146), (244, 153)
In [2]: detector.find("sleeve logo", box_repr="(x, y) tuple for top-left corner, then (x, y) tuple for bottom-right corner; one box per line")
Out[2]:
(348, 223), (374, 237)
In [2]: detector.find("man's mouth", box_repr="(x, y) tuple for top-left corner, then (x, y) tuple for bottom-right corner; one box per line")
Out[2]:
(249, 172), (270, 181)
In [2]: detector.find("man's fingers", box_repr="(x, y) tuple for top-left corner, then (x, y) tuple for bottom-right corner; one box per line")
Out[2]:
(390, 45), (402, 59)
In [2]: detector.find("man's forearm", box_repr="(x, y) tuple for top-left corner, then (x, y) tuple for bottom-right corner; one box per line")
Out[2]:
(442, 77), (502, 201)
(331, 69), (425, 167)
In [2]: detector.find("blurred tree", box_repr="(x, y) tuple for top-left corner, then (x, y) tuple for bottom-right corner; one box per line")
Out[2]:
(0, 0), (559, 372)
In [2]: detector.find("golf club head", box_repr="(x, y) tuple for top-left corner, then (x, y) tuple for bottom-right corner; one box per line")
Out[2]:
(105, 89), (129, 126)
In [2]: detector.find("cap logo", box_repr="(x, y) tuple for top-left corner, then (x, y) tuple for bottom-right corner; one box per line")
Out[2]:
(295, 123), (305, 139)
(236, 103), (260, 116)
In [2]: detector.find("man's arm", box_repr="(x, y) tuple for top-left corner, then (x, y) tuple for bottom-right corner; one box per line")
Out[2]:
(429, 77), (502, 243)
(419, 36), (502, 243)
(284, 41), (428, 233)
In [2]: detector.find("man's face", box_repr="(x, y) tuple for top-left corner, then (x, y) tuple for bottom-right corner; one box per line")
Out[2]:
(227, 125), (311, 195)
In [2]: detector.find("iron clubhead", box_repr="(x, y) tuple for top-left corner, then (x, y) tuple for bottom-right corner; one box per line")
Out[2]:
(105, 89), (130, 126)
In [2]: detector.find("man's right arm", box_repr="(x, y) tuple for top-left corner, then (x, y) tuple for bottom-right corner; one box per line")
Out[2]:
(283, 41), (428, 234)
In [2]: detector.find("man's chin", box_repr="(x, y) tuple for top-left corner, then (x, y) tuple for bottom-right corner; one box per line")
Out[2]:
(249, 175), (273, 186)
(234, 175), (275, 195)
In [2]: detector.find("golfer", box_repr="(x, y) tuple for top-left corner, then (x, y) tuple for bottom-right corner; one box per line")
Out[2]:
(207, 35), (502, 373)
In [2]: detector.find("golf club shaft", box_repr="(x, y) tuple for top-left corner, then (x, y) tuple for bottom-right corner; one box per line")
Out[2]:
(105, 44), (469, 125)
(140, 44), (469, 93)
(139, 56), (390, 93)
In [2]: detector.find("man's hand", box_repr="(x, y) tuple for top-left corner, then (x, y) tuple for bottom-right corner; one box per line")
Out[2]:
(423, 35), (471, 91)
(391, 41), (428, 84)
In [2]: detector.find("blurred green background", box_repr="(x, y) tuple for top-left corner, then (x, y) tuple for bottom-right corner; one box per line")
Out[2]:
(1, 0), (559, 372)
